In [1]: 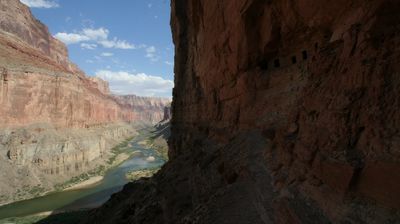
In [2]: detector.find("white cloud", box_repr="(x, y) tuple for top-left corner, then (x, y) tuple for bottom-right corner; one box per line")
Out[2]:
(101, 52), (114, 57)
(85, 59), (94, 64)
(95, 70), (173, 97)
(98, 38), (135, 49)
(54, 27), (136, 49)
(20, 0), (59, 8)
(165, 61), (173, 66)
(80, 43), (97, 50)
(145, 46), (159, 62)
(82, 28), (109, 40)
(54, 33), (90, 44)
(148, 3), (152, 8)
(146, 46), (156, 53)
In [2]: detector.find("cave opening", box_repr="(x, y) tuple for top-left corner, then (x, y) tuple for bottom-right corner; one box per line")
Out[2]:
(274, 59), (280, 68)
(291, 56), (297, 64)
(302, 50), (308, 60)
(259, 59), (269, 70)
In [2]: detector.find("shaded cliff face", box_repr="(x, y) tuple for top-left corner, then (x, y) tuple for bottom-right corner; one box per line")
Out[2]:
(81, 0), (400, 223)
(113, 95), (171, 124)
(162, 105), (172, 121)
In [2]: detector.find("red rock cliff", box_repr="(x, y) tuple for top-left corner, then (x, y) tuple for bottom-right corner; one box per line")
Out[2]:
(0, 0), (136, 128)
(113, 95), (171, 124)
(81, 0), (400, 223)
(0, 0), (75, 70)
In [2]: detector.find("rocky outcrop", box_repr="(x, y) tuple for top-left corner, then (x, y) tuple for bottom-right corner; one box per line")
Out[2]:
(82, 0), (400, 223)
(162, 105), (172, 121)
(0, 0), (77, 72)
(113, 95), (171, 124)
(88, 77), (110, 95)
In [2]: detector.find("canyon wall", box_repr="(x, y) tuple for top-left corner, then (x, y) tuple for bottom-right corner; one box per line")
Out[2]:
(0, 0), (168, 205)
(0, 0), (135, 128)
(82, 0), (400, 223)
(113, 95), (171, 124)
(0, 0), (80, 73)
(0, 66), (135, 128)
(0, 123), (135, 205)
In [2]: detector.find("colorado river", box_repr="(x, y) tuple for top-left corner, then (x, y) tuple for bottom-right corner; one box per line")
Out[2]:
(0, 130), (166, 220)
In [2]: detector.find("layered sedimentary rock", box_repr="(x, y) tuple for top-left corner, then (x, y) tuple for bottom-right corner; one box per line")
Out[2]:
(0, 0), (80, 72)
(82, 0), (400, 223)
(0, 66), (134, 128)
(113, 95), (171, 124)
(0, 0), (164, 205)
(0, 123), (135, 205)
(88, 77), (110, 95)
(0, 0), (135, 128)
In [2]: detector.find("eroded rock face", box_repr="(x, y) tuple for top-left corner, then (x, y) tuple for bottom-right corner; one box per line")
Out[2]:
(0, 123), (136, 205)
(82, 0), (399, 223)
(88, 77), (111, 95)
(0, 68), (136, 128)
(0, 0), (72, 70)
(0, 1), (137, 128)
(113, 95), (171, 124)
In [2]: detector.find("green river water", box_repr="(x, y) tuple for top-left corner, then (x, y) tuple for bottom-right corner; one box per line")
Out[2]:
(0, 131), (165, 220)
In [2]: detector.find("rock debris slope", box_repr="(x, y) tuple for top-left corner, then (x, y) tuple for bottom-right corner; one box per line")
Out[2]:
(82, 0), (400, 223)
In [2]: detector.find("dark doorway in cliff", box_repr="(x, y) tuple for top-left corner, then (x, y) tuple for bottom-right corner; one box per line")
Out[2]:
(259, 59), (269, 70)
(291, 56), (297, 64)
(302, 51), (308, 60)
(274, 59), (280, 68)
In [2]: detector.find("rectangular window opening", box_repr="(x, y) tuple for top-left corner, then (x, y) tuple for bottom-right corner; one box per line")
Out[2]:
(274, 59), (280, 68)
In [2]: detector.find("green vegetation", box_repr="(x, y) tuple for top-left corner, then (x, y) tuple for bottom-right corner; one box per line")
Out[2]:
(54, 165), (106, 191)
(9, 185), (47, 203)
(106, 137), (135, 165)
(145, 135), (169, 161)
(27, 186), (46, 197)
(125, 167), (160, 181)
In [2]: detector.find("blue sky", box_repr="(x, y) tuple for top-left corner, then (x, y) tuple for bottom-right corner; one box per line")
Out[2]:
(21, 0), (174, 97)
